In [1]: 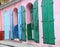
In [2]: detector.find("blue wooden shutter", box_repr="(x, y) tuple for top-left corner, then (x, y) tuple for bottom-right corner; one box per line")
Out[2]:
(21, 6), (26, 41)
(42, 0), (55, 44)
(18, 6), (22, 40)
(33, 0), (39, 43)
(10, 10), (13, 40)
(4, 11), (9, 40)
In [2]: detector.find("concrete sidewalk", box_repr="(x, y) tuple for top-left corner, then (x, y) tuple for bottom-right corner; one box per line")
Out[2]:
(0, 40), (40, 47)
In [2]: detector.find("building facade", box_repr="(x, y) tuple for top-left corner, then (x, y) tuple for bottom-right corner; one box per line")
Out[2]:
(0, 0), (60, 47)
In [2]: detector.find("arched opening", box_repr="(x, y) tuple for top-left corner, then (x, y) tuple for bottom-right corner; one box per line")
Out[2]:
(26, 3), (34, 40)
(13, 8), (18, 40)
(13, 8), (18, 26)
(26, 1), (39, 43)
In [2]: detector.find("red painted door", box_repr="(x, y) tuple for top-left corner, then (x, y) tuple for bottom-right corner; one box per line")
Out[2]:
(0, 31), (4, 40)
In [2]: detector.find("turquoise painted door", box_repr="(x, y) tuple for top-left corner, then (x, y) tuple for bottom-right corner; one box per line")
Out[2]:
(10, 10), (13, 39)
(21, 6), (26, 41)
(33, 0), (39, 43)
(42, 0), (55, 44)
(18, 6), (22, 40)
(4, 11), (9, 40)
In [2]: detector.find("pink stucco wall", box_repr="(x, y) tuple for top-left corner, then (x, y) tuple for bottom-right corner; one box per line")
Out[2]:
(13, 11), (18, 26)
(0, 10), (2, 30)
(0, 0), (60, 47)
(54, 0), (60, 47)
(0, 0), (35, 30)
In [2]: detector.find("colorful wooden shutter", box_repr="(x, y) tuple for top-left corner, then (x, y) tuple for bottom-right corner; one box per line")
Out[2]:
(18, 6), (22, 40)
(10, 10), (13, 39)
(4, 11), (9, 40)
(42, 0), (55, 44)
(21, 6), (26, 41)
(33, 0), (39, 43)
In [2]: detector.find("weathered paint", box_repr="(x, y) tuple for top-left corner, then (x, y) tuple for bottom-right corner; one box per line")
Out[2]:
(0, 0), (60, 47)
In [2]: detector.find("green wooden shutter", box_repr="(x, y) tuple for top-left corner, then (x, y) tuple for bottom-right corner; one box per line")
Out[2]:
(21, 6), (26, 41)
(42, 0), (55, 44)
(33, 0), (39, 43)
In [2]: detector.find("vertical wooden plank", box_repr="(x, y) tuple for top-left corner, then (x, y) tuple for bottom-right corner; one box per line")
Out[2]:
(4, 11), (9, 40)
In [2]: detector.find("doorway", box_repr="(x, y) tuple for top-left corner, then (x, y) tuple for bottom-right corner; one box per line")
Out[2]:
(27, 3), (34, 40)
(13, 8), (18, 40)
(26, 0), (39, 43)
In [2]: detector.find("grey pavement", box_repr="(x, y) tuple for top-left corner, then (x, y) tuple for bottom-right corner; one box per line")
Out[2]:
(0, 40), (40, 47)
